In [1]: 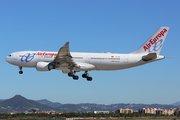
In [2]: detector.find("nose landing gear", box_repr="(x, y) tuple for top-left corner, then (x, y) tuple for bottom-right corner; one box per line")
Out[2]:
(19, 67), (23, 74)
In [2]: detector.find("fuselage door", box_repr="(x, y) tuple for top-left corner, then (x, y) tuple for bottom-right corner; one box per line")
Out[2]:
(86, 55), (91, 63)
(123, 55), (129, 63)
(35, 52), (41, 61)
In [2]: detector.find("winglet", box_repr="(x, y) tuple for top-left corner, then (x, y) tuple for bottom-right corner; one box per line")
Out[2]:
(63, 42), (69, 47)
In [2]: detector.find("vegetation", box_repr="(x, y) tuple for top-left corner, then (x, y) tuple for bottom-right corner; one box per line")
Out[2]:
(0, 112), (180, 120)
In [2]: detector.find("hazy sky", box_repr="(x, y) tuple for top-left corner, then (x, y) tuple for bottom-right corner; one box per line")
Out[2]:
(1, 0), (180, 105)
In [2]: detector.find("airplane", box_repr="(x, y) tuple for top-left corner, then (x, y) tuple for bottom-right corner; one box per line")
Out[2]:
(5, 27), (169, 81)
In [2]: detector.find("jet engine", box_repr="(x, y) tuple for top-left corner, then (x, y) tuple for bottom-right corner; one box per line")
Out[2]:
(36, 62), (55, 71)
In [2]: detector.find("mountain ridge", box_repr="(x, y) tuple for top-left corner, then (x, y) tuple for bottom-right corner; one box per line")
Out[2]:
(0, 95), (180, 113)
(172, 101), (180, 106)
(35, 99), (62, 107)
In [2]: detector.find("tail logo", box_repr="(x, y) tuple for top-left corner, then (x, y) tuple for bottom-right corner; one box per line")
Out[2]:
(148, 39), (163, 52)
(143, 28), (168, 51)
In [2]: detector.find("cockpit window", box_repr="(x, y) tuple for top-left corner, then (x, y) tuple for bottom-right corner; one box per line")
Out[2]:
(8, 55), (11, 57)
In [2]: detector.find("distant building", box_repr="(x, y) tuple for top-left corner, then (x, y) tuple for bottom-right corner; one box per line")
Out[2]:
(156, 109), (163, 115)
(162, 109), (174, 115)
(93, 111), (109, 114)
(37, 112), (68, 114)
(139, 108), (175, 115)
(174, 108), (180, 115)
(116, 108), (133, 114)
(139, 108), (157, 114)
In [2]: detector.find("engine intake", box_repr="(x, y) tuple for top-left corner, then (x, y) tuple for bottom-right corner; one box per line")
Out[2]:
(36, 62), (55, 71)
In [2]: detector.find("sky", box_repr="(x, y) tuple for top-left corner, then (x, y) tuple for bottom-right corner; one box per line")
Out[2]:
(0, 0), (180, 105)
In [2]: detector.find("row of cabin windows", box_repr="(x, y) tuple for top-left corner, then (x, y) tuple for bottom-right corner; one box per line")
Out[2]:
(91, 58), (120, 60)
(18, 55), (120, 60)
(18, 55), (83, 59)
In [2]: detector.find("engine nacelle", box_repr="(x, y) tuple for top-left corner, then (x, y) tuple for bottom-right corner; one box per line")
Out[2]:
(36, 62), (55, 71)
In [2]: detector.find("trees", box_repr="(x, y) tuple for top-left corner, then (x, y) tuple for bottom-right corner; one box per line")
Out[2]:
(0, 112), (179, 119)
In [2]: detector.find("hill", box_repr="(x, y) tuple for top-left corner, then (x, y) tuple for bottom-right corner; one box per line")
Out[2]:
(35, 100), (85, 112)
(0, 95), (57, 112)
(172, 101), (180, 106)
(77, 103), (177, 111)
(0, 95), (86, 113)
(58, 104), (86, 112)
(35, 99), (62, 107)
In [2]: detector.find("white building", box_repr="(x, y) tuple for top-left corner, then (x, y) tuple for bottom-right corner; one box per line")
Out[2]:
(93, 111), (109, 114)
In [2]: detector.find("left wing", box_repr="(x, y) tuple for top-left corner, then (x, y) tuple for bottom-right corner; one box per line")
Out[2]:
(53, 42), (96, 73)
(53, 42), (78, 68)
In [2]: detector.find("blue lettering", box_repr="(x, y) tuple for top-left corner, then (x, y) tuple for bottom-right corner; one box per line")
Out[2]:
(21, 53), (36, 62)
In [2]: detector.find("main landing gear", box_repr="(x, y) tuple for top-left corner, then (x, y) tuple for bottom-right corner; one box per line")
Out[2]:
(19, 67), (23, 74)
(68, 72), (79, 80)
(68, 71), (93, 81)
(82, 71), (92, 81)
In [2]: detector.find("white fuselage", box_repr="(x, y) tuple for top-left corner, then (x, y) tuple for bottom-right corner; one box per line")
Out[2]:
(5, 51), (164, 72)
(4, 27), (169, 81)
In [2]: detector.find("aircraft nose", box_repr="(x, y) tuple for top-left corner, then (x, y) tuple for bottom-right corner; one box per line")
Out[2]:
(5, 55), (14, 64)
(5, 56), (10, 63)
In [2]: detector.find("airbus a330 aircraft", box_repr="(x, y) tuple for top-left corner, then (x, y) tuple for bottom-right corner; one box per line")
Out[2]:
(5, 27), (169, 81)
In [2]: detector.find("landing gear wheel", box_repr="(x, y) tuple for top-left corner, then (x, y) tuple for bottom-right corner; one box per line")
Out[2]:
(68, 72), (79, 80)
(18, 67), (23, 74)
(19, 71), (23, 74)
(87, 77), (92, 81)
(68, 73), (74, 77)
(82, 74), (88, 78)
(73, 75), (79, 80)
(82, 71), (93, 81)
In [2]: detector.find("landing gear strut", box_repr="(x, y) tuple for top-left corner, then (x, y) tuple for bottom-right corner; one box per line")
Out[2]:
(68, 72), (79, 80)
(19, 67), (23, 74)
(82, 71), (92, 81)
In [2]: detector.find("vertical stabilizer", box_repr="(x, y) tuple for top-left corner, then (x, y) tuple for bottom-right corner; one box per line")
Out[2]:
(132, 27), (170, 55)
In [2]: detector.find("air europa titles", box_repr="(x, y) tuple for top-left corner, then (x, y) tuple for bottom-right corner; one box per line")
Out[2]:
(143, 28), (168, 51)
(36, 52), (57, 56)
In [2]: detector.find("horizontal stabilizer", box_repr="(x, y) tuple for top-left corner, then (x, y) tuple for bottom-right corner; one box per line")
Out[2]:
(142, 53), (157, 61)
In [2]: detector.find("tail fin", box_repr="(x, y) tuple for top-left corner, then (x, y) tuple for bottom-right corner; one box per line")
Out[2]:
(132, 27), (170, 55)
